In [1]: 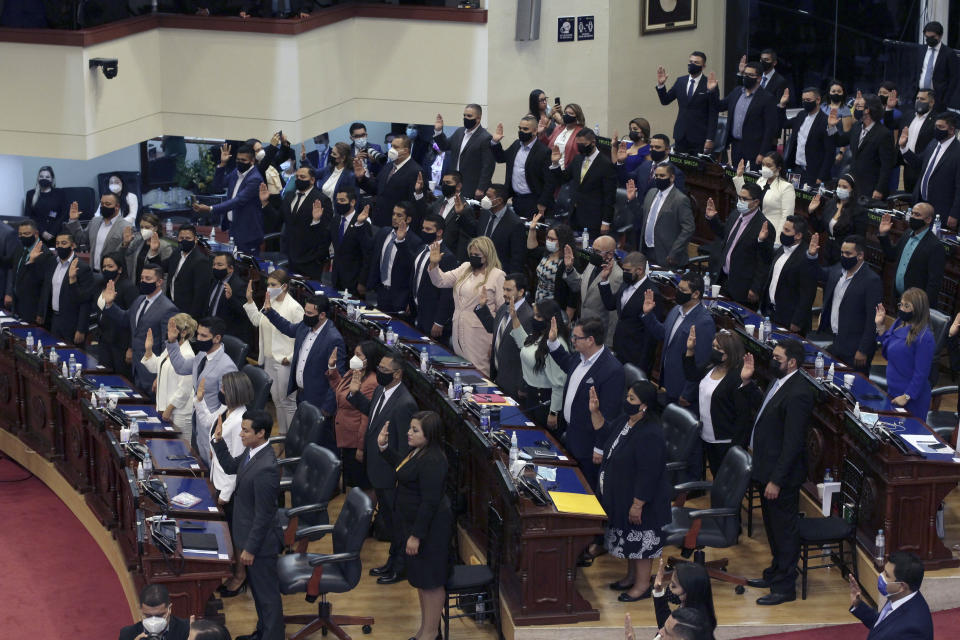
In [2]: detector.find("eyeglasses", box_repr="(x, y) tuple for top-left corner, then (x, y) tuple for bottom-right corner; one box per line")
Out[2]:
(571, 334), (589, 342)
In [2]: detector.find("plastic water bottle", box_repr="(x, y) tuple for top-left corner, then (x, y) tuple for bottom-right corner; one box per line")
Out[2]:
(98, 384), (107, 407)
(827, 362), (836, 383)
(165, 218), (174, 236)
(757, 321), (765, 342)
(703, 273), (712, 306)
(853, 401), (861, 419)
(480, 406), (491, 432)
(228, 236), (237, 255)
(25, 332), (34, 351)
(130, 418), (140, 441)
(933, 215), (942, 237)
(137, 461), (145, 481)
(593, 123), (600, 137)
(143, 454), (153, 477)
(763, 316), (772, 340)
(874, 529), (885, 566)
(208, 226), (216, 243)
(68, 353), (76, 374)
(509, 431), (519, 466)
(453, 372), (463, 401)
(379, 327), (386, 343)
(35, 339), (42, 355)
(815, 352), (825, 381)
(49, 348), (58, 364)
(581, 228), (589, 249)
(447, 377), (456, 399)
(824, 467), (833, 483)
(420, 347), (429, 373)
(386, 328), (397, 346)
(61, 362), (68, 378)
(347, 302), (356, 320)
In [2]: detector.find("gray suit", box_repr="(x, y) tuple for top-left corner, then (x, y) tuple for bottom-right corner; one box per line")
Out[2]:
(633, 186), (694, 267)
(124, 232), (174, 280)
(166, 343), (238, 464)
(565, 262), (621, 347)
(65, 215), (132, 270)
(474, 299), (534, 397)
(102, 292), (179, 392)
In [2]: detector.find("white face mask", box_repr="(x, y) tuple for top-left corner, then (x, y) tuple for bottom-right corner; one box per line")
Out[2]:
(760, 166), (774, 180)
(354, 137), (368, 149)
(387, 147), (400, 162)
(480, 196), (493, 210)
(142, 616), (168, 634)
(140, 229), (154, 241)
(545, 240), (558, 253)
(836, 187), (850, 200)
(109, 183), (122, 194)
(267, 286), (282, 299)
(350, 355), (365, 370)
(255, 149), (266, 162)
(280, 160), (293, 172)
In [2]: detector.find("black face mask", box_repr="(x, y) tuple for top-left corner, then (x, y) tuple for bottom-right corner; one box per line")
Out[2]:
(420, 231), (437, 245)
(517, 129), (534, 143)
(102, 269), (119, 281)
(687, 62), (702, 76)
(926, 36), (939, 48)
(531, 317), (547, 333)
(101, 206), (116, 219)
(622, 399), (641, 416)
(212, 267), (229, 281)
(898, 310), (914, 322)
(628, 131), (642, 143)
(19, 235), (35, 248)
(194, 338), (214, 353)
(469, 255), (483, 270)
(463, 117), (476, 129)
(576, 142), (594, 155)
(562, 113), (577, 125)
(138, 280), (158, 296)
(760, 60), (774, 72)
(334, 202), (351, 216)
(915, 100), (931, 115)
(710, 349), (725, 365)
(622, 270), (637, 284)
(376, 369), (395, 387)
(295, 178), (311, 192)
(802, 100), (818, 113)
(853, 109), (863, 120)
(440, 182), (457, 198)
(829, 93), (843, 104)
(665, 589), (684, 606)
(55, 247), (72, 261)
(908, 216), (927, 231)
(933, 127), (953, 142)
(675, 290), (693, 305)
(772, 361), (788, 379)
(649, 149), (667, 163)
(235, 161), (251, 174)
(655, 177), (671, 191)
(302, 314), (320, 328)
(741, 75), (758, 90)
(839, 255), (859, 271)
(179, 239), (195, 253)
(38, 178), (52, 189)
(779, 232), (796, 247)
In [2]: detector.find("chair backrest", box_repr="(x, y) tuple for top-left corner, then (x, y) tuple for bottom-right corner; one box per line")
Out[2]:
(286, 401), (322, 459)
(444, 440), (466, 517)
(709, 446), (752, 546)
(714, 114), (729, 150)
(613, 188), (633, 232)
(291, 444), (341, 529)
(221, 335), (249, 369)
(59, 187), (97, 223)
(928, 309), (949, 388)
(96, 171), (142, 216)
(839, 457), (865, 528)
(623, 364), (648, 388)
(242, 363), (273, 411)
(661, 403), (702, 482)
(486, 504), (504, 581)
(332, 487), (374, 590)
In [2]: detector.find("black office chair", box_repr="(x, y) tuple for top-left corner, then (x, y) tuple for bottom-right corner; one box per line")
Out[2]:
(660, 403), (702, 494)
(279, 443), (342, 552)
(271, 401), (323, 476)
(613, 188), (634, 236)
(261, 232), (288, 270)
(443, 503), (502, 640)
(623, 364), (648, 388)
(926, 386), (960, 445)
(663, 446), (752, 592)
(221, 335), (249, 369)
(869, 309), (949, 390)
(242, 363), (273, 411)
(797, 457), (863, 599)
(96, 170), (142, 216)
(60, 187), (97, 222)
(278, 487), (375, 640)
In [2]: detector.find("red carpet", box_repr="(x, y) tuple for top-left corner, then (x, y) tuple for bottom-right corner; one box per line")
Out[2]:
(0, 456), (132, 640)
(741, 605), (960, 639)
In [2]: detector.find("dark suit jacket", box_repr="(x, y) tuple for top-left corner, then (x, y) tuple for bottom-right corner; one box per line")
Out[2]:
(491, 138), (553, 207)
(39, 255), (94, 339)
(599, 277), (660, 372)
(808, 257), (884, 362)
(266, 187), (332, 278)
(102, 292), (179, 391)
(879, 228), (946, 306)
(356, 158), (424, 227)
(348, 382), (417, 490)
(621, 158), (686, 194)
(921, 43), (960, 108)
(211, 165), (265, 249)
(760, 241), (818, 333)
(434, 126), (495, 197)
(11, 243), (54, 322)
(474, 299), (534, 397)
(830, 121), (897, 197)
(807, 199), (868, 265)
(316, 165), (357, 199)
(708, 209), (773, 305)
(118, 616), (189, 640)
(657, 74), (719, 150)
(264, 311), (345, 415)
(784, 109), (835, 184)
(633, 185), (695, 267)
(331, 211), (372, 294)
(24, 188), (68, 240)
(899, 111), (937, 192)
(643, 302), (716, 403)
(165, 248), (212, 320)
(548, 152), (617, 232)
(852, 591), (933, 640)
(409, 242), (456, 339)
(682, 354), (750, 445)
(212, 438), (282, 556)
(741, 371), (815, 487)
(206, 271), (250, 344)
(0, 222), (20, 302)
(475, 206), (526, 274)
(760, 70), (789, 103)
(364, 228), (424, 313)
(902, 138), (960, 223)
(714, 86), (779, 161)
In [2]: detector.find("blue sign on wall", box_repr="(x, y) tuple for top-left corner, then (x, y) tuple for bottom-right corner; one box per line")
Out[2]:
(558, 17), (575, 42)
(577, 16), (595, 41)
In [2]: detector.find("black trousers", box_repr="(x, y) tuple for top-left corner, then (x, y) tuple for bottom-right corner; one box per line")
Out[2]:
(247, 550), (284, 640)
(759, 483), (800, 595)
(703, 441), (732, 479)
(375, 487), (405, 572)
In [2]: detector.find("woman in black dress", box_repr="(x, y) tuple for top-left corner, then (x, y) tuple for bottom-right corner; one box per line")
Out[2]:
(806, 173), (867, 266)
(24, 165), (68, 243)
(377, 410), (452, 640)
(651, 559), (718, 639)
(93, 251), (138, 377)
(591, 380), (672, 602)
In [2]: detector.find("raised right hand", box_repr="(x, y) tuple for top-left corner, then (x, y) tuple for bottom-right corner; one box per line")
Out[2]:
(328, 346), (338, 370)
(262, 288), (271, 310)
(808, 193), (821, 212)
(259, 182), (270, 206)
(588, 385), (600, 414)
(616, 141), (628, 163)
(875, 303), (886, 327)
(144, 328), (154, 354)
(706, 71), (717, 91)
(736, 158), (745, 177)
(599, 258), (613, 281)
(353, 156), (365, 177)
(625, 178), (637, 202)
(741, 353), (754, 383)
(656, 65), (667, 85)
(102, 278), (117, 305)
(807, 231), (820, 256)
(827, 106), (840, 128)
(356, 204), (370, 225)
(551, 144), (562, 164)
(705, 197), (717, 219)
(738, 54), (747, 73)
(378, 420), (390, 448)
(196, 377), (206, 402)
(492, 122), (504, 144)
(878, 213), (893, 235)
(563, 244), (574, 269)
(898, 128), (909, 148)
(122, 225), (133, 246)
(434, 113), (444, 132)
(245, 279), (254, 303)
(758, 220), (769, 242)
(167, 316), (179, 342)
(653, 558), (666, 591)
(686, 325), (697, 352)
(548, 316), (558, 342)
(848, 574), (862, 608)
(219, 142), (232, 167)
(950, 312), (960, 337)
(642, 288), (655, 314)
(349, 369), (362, 393)
(429, 241), (442, 266)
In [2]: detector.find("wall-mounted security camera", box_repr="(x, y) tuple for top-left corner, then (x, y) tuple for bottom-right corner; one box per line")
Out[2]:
(89, 58), (118, 79)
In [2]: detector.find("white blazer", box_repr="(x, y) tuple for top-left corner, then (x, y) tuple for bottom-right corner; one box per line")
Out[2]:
(141, 340), (195, 426)
(244, 293), (304, 364)
(733, 175), (796, 236)
(196, 402), (246, 501)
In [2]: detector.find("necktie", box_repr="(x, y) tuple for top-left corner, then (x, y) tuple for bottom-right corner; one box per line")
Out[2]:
(920, 143), (942, 200)
(338, 215), (348, 243)
(387, 164), (398, 180)
(371, 391), (386, 424)
(380, 235), (396, 283)
(413, 249), (429, 300)
(494, 312), (509, 365)
(645, 191), (664, 247)
(750, 379), (782, 449)
(667, 311), (685, 345)
(723, 215), (746, 273)
(208, 282), (224, 315)
(761, 75), (768, 88)
(922, 48), (936, 88)
(197, 354), (207, 377)
(484, 214), (496, 238)
(875, 600), (893, 627)
(858, 126), (868, 148)
(687, 77), (695, 99)
(587, 265), (602, 286)
(135, 298), (149, 327)
(240, 449), (252, 470)
(580, 156), (592, 183)
(292, 193), (303, 215)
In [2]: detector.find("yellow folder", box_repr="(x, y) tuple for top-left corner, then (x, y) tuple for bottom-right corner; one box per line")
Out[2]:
(548, 491), (606, 517)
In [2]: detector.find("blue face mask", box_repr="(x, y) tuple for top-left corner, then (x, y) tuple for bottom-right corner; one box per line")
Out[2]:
(877, 573), (902, 598)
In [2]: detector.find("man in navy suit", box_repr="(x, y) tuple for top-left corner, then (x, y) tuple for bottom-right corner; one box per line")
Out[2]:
(548, 316), (625, 490)
(408, 214), (455, 342)
(547, 129), (618, 239)
(433, 104), (495, 199)
(598, 251), (661, 372)
(39, 230), (94, 343)
(706, 183), (773, 307)
(849, 551), (933, 639)
(193, 143), (265, 256)
(618, 133), (686, 193)
(711, 61), (779, 166)
(918, 21), (959, 110)
(330, 187), (373, 296)
(655, 51), (719, 154)
(261, 165), (331, 279)
(355, 134), (424, 228)
(489, 114), (553, 217)
(782, 88), (835, 187)
(899, 111), (960, 228)
(262, 293), (346, 452)
(364, 202), (424, 314)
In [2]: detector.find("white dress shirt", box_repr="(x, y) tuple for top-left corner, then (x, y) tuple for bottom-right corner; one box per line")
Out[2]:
(512, 139), (535, 195)
(547, 343), (605, 423)
(170, 250), (192, 300)
(321, 167), (343, 200)
(142, 340), (196, 427)
(601, 274), (647, 309)
(768, 242), (799, 303)
(699, 370), (729, 443)
(439, 197), (456, 220)
(795, 110), (818, 166)
(295, 319), (327, 389)
(51, 252), (73, 312)
(227, 164), (254, 222)
(668, 302), (699, 345)
(644, 186), (673, 247)
(921, 43), (941, 89)
(830, 261), (864, 334)
(380, 231), (408, 287)
(555, 128), (575, 169)
(905, 112), (930, 153)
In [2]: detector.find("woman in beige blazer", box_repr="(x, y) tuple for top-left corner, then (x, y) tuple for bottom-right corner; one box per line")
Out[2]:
(428, 236), (505, 376)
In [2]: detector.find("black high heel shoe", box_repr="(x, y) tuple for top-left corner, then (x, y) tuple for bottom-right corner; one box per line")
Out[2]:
(217, 580), (247, 597)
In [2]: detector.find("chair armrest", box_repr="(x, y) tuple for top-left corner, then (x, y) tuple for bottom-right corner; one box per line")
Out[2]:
(276, 456), (301, 467)
(616, 223), (634, 234)
(674, 480), (713, 493)
(666, 461), (688, 472)
(688, 507), (738, 519)
(286, 502), (329, 518)
(268, 435), (287, 445)
(308, 551), (359, 567)
(295, 524), (335, 541)
(687, 255), (710, 265)
(279, 478), (293, 491)
(931, 385), (958, 398)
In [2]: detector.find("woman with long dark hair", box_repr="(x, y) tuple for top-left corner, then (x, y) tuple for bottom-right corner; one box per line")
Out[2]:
(806, 173), (867, 265)
(96, 173), (138, 224)
(875, 288), (935, 418)
(652, 560), (718, 639)
(510, 298), (570, 429)
(377, 410), (452, 640)
(526, 213), (576, 316)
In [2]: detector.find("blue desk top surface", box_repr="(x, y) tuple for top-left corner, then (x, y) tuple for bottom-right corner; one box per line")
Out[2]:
(54, 348), (104, 370)
(146, 438), (203, 472)
(506, 427), (562, 456)
(122, 405), (178, 435)
(8, 325), (60, 345)
(176, 519), (232, 559)
(498, 405), (536, 427)
(714, 299), (763, 325)
(537, 466), (589, 494)
(824, 371), (897, 413)
(304, 280), (341, 298)
(162, 476), (218, 513)
(87, 374), (143, 399)
(871, 415), (958, 461)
